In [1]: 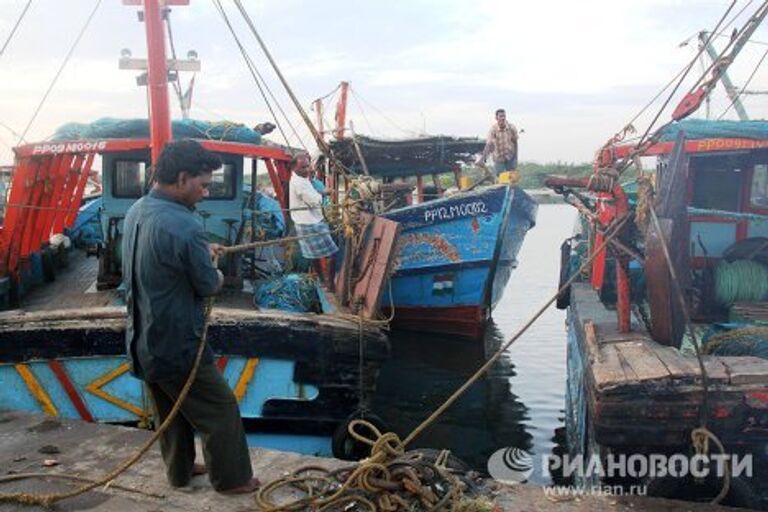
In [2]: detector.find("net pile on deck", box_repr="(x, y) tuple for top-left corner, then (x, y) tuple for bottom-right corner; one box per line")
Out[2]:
(253, 273), (320, 313)
(330, 135), (485, 178)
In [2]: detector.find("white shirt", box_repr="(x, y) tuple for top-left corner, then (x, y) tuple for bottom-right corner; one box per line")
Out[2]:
(289, 173), (324, 225)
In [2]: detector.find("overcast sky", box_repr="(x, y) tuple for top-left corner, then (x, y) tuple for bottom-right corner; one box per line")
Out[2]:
(1, 0), (768, 165)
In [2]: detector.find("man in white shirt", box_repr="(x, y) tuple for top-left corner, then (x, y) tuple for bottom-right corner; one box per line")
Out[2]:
(288, 153), (338, 287)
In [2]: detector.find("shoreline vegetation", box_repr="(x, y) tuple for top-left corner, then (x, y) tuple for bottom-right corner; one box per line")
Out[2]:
(254, 161), (592, 204)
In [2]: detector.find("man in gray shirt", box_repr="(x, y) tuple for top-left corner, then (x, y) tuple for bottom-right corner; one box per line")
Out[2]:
(122, 139), (258, 494)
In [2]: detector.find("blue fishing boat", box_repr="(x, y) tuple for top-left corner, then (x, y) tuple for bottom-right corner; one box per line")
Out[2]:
(381, 184), (537, 339)
(0, 1), (398, 460)
(327, 128), (538, 339)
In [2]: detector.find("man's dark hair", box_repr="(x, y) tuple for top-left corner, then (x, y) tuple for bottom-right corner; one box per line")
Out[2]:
(289, 153), (310, 171)
(154, 139), (222, 185)
(495, 108), (506, 116)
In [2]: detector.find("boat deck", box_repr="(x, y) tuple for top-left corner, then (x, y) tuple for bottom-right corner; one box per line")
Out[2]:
(570, 282), (768, 448)
(20, 251), (258, 314)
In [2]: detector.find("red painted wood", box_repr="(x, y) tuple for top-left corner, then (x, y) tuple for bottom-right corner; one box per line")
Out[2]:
(35, 154), (69, 247)
(61, 153), (95, 229)
(19, 159), (51, 259)
(383, 304), (489, 340)
(615, 137), (768, 159)
(216, 356), (229, 372)
(48, 359), (95, 422)
(350, 214), (400, 319)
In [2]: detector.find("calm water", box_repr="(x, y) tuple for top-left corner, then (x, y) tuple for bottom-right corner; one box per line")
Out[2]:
(370, 204), (577, 484)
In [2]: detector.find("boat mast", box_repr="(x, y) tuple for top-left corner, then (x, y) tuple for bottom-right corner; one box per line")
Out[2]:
(698, 31), (749, 120)
(142, 0), (173, 164)
(334, 81), (349, 140)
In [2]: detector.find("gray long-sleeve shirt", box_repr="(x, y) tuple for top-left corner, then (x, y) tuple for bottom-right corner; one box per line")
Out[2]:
(122, 189), (221, 383)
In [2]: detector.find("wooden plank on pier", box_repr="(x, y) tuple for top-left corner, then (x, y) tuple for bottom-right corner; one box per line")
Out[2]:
(720, 356), (768, 386)
(613, 341), (672, 382)
(586, 322), (635, 390)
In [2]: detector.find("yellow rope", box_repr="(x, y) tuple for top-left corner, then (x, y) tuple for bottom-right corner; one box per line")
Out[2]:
(702, 327), (768, 355)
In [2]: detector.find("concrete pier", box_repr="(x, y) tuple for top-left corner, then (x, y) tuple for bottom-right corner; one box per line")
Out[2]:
(0, 412), (750, 511)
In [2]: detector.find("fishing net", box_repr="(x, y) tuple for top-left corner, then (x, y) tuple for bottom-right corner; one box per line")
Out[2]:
(52, 118), (263, 144)
(660, 118), (768, 141)
(253, 273), (320, 313)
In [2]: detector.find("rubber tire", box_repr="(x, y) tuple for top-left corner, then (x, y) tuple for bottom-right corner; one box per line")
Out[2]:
(556, 239), (572, 310)
(331, 412), (389, 461)
(645, 473), (760, 509)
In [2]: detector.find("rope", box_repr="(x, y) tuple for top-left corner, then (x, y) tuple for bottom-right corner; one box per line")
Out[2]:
(253, 212), (635, 511)
(0, 0), (32, 57)
(647, 208), (738, 504)
(17, 0), (102, 145)
(691, 427), (731, 504)
(714, 259), (768, 306)
(0, 297), (214, 507)
(702, 326), (768, 355)
(211, 0), (304, 151)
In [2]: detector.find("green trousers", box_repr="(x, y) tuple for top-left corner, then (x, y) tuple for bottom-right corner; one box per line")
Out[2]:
(147, 362), (253, 491)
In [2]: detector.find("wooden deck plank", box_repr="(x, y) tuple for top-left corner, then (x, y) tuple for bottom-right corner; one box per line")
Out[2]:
(719, 356), (768, 386)
(613, 341), (672, 382)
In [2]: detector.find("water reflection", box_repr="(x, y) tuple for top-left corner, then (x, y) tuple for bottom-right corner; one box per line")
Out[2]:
(371, 321), (533, 475)
(371, 204), (577, 485)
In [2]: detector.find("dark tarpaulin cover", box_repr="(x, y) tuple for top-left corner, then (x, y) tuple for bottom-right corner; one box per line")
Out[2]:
(330, 135), (485, 178)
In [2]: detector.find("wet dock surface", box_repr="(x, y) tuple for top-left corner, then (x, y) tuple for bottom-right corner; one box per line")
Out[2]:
(0, 412), (752, 511)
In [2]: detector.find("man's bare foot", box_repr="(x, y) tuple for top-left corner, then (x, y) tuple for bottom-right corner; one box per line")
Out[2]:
(219, 477), (261, 495)
(192, 463), (207, 476)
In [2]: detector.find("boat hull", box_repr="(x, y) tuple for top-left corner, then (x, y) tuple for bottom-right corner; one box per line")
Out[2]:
(381, 185), (537, 339)
(0, 308), (389, 435)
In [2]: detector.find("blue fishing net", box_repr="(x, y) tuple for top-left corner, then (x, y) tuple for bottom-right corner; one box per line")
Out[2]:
(660, 119), (768, 141)
(253, 273), (320, 312)
(52, 118), (263, 144)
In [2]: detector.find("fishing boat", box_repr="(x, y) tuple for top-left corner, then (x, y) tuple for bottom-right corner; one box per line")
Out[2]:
(547, 5), (768, 507)
(321, 84), (538, 340)
(0, 0), (399, 459)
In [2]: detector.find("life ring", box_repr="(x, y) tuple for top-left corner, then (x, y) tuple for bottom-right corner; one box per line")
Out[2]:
(331, 411), (389, 461)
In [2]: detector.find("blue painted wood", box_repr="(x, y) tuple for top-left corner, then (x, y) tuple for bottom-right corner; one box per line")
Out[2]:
(0, 356), (319, 422)
(382, 185), (537, 311)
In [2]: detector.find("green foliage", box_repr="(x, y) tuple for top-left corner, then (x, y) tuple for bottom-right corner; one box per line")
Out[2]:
(516, 161), (593, 188)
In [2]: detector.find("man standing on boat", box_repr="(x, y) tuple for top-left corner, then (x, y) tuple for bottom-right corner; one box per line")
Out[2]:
(122, 139), (259, 494)
(289, 152), (338, 288)
(479, 108), (519, 181)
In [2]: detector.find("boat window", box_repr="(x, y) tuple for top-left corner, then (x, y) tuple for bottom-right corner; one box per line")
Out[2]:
(113, 160), (147, 198)
(751, 164), (768, 209)
(208, 163), (236, 199)
(691, 157), (743, 212)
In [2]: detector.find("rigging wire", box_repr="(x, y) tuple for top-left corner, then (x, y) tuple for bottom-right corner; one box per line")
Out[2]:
(211, 0), (306, 151)
(349, 87), (420, 136)
(634, 1), (737, 148)
(0, 0), (32, 58)
(718, 46), (768, 119)
(164, 8), (186, 114)
(17, 0), (102, 145)
(231, 0), (327, 155)
(349, 89), (376, 136)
